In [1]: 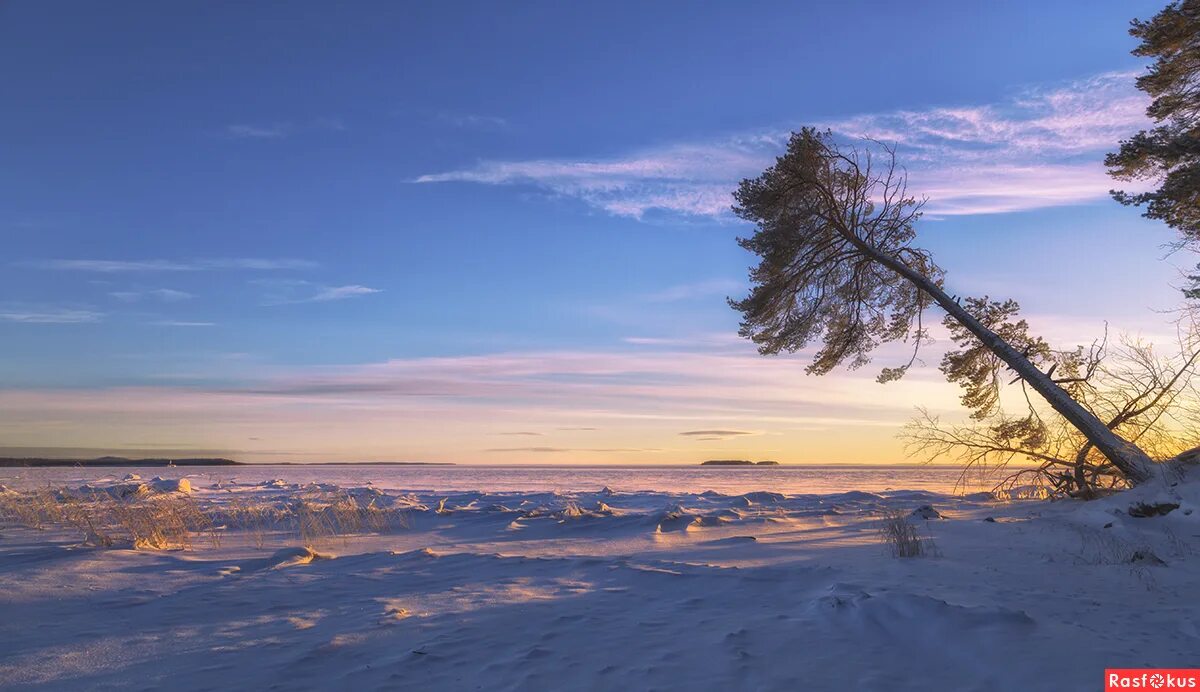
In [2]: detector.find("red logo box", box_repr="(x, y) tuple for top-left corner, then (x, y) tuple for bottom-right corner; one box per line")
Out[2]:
(1106, 670), (1200, 690)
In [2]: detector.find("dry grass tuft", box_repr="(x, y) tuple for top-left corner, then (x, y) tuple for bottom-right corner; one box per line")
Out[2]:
(0, 488), (217, 549)
(0, 486), (409, 551)
(224, 497), (279, 549)
(109, 495), (218, 549)
(878, 510), (934, 558)
(0, 487), (60, 529)
(290, 492), (390, 546)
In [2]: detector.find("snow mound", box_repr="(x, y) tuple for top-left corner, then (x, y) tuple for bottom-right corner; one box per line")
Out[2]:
(910, 504), (943, 519)
(150, 477), (192, 493)
(1090, 464), (1200, 525)
(811, 584), (1036, 634)
(741, 491), (786, 504)
(269, 546), (332, 569)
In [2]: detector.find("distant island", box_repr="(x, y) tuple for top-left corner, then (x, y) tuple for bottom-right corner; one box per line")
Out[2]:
(0, 456), (241, 468)
(700, 460), (780, 466)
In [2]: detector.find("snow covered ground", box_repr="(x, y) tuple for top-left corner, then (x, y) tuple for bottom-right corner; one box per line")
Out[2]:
(1, 470), (1198, 691)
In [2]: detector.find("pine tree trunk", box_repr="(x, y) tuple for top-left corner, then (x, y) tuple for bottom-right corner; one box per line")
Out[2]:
(860, 244), (1157, 485)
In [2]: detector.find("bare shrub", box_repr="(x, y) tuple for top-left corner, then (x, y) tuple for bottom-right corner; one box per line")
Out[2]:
(904, 334), (1200, 497)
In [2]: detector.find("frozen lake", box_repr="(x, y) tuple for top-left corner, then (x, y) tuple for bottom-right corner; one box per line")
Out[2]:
(0, 463), (997, 495)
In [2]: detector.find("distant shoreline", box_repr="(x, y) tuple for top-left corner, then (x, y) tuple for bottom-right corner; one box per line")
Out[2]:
(0, 458), (455, 468)
(0, 457), (241, 468)
(272, 462), (456, 466)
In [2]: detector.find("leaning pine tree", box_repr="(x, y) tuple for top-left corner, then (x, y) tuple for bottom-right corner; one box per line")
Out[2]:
(730, 129), (1168, 486)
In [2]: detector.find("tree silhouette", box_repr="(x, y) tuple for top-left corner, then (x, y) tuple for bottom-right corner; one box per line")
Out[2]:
(1107, 0), (1200, 295)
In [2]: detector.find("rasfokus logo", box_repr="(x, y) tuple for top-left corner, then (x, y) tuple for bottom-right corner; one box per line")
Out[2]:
(1106, 669), (1200, 690)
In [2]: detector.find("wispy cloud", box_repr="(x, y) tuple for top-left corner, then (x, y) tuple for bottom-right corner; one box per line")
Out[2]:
(679, 429), (756, 438)
(485, 446), (568, 453)
(311, 285), (383, 302)
(109, 288), (193, 303)
(438, 113), (508, 129)
(4, 308), (1176, 463)
(416, 143), (757, 219)
(644, 279), (743, 303)
(225, 118), (345, 139)
(227, 124), (289, 139)
(417, 71), (1149, 219)
(0, 342), (943, 462)
(496, 431), (544, 436)
(622, 333), (744, 348)
(0, 308), (104, 324)
(28, 258), (317, 272)
(2, 309), (1182, 463)
(217, 347), (954, 428)
(623, 337), (681, 346)
(484, 446), (657, 454)
(254, 279), (382, 305)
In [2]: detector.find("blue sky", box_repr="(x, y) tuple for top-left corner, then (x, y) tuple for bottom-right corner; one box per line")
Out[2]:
(0, 1), (1188, 463)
